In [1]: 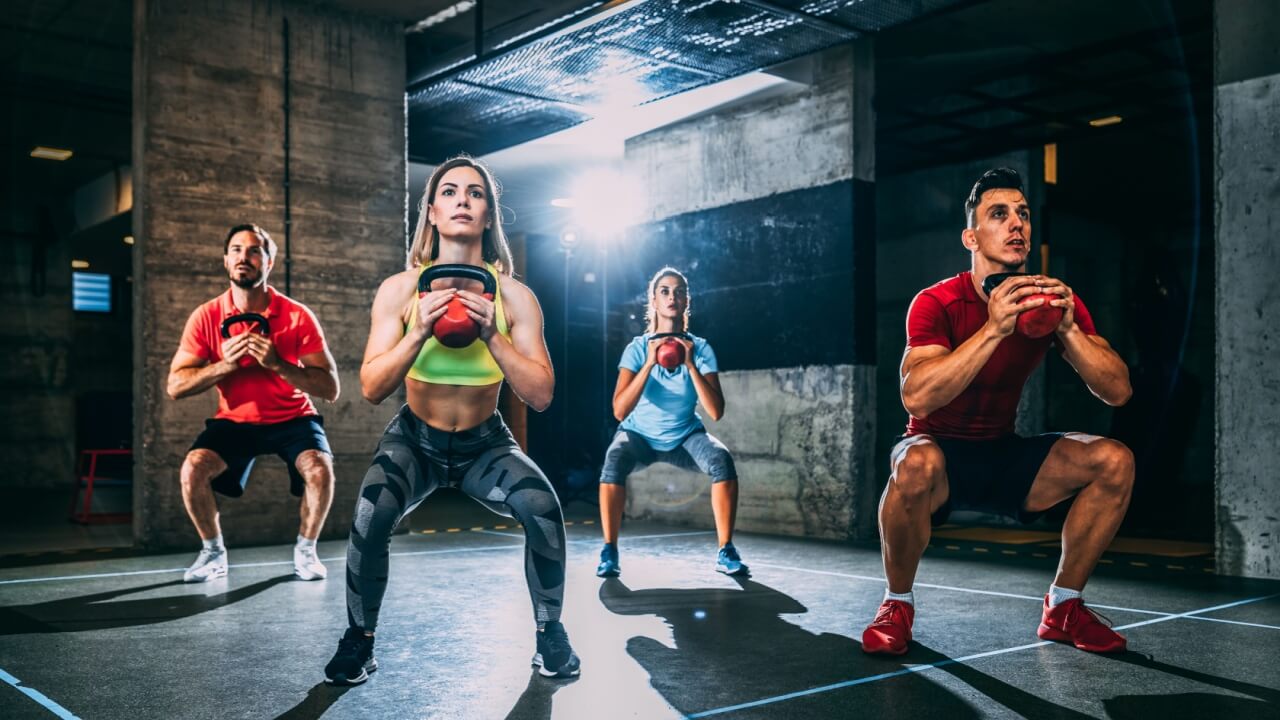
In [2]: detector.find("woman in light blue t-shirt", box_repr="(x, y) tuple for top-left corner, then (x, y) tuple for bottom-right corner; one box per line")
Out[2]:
(595, 267), (747, 578)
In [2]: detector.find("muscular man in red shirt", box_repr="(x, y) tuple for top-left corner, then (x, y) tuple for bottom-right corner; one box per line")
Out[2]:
(167, 224), (340, 583)
(862, 169), (1134, 655)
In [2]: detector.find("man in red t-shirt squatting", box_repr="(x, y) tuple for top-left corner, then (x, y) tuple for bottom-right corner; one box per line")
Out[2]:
(861, 168), (1135, 656)
(167, 224), (340, 583)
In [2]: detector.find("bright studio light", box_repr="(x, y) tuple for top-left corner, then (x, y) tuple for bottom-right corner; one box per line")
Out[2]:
(564, 168), (640, 238)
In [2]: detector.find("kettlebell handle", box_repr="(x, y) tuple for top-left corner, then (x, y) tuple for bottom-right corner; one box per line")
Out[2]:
(982, 272), (1030, 297)
(419, 264), (497, 296)
(650, 332), (691, 341)
(220, 313), (270, 339)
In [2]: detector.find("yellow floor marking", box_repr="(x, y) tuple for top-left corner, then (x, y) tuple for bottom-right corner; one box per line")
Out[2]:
(1037, 537), (1211, 557)
(945, 545), (960, 551)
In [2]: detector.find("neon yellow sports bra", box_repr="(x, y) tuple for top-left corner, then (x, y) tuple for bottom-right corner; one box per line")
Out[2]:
(405, 262), (509, 386)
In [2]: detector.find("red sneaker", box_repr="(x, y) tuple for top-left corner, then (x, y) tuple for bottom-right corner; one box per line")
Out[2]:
(1037, 596), (1127, 653)
(861, 599), (914, 655)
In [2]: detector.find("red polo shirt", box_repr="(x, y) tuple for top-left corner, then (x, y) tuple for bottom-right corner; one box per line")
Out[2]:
(904, 272), (1097, 439)
(178, 287), (325, 424)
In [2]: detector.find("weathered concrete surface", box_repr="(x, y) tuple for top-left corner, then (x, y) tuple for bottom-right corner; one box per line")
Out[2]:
(627, 366), (876, 541)
(627, 44), (860, 224)
(1215, 75), (1280, 579)
(134, 0), (405, 549)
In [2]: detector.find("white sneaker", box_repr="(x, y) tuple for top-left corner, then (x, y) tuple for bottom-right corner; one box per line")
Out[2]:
(294, 544), (327, 581)
(183, 547), (228, 583)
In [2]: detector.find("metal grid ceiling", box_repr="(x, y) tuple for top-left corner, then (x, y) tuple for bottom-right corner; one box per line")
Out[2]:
(409, 0), (971, 162)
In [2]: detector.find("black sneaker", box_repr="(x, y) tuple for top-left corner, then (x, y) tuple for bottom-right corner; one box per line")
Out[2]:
(532, 620), (581, 678)
(324, 627), (377, 685)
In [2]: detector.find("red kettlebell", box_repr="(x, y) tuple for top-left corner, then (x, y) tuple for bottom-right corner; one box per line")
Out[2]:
(982, 272), (1063, 339)
(1016, 293), (1064, 339)
(419, 264), (497, 348)
(652, 332), (688, 370)
(220, 313), (271, 368)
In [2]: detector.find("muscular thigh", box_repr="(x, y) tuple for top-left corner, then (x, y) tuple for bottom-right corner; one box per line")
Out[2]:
(183, 449), (228, 481)
(888, 435), (951, 517)
(1023, 432), (1104, 512)
(294, 449), (334, 481)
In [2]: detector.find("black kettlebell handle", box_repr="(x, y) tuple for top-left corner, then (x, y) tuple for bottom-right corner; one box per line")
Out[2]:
(220, 313), (270, 339)
(650, 332), (691, 342)
(982, 272), (1030, 296)
(419, 264), (497, 296)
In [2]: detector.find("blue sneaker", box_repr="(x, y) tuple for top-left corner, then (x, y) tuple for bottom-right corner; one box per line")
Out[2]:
(596, 544), (620, 577)
(716, 543), (749, 576)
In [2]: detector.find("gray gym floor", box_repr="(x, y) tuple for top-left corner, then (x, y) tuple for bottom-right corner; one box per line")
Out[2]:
(1, 515), (1278, 719)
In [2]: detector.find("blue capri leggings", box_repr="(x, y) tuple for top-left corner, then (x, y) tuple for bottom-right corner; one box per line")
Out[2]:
(599, 429), (737, 486)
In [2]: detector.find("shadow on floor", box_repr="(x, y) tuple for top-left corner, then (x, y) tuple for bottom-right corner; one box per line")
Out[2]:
(1099, 650), (1280, 717)
(270, 682), (354, 720)
(0, 574), (294, 635)
(502, 668), (580, 720)
(600, 576), (1009, 718)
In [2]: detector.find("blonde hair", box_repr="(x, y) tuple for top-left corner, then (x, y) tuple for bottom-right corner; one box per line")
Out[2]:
(645, 266), (690, 333)
(407, 155), (513, 274)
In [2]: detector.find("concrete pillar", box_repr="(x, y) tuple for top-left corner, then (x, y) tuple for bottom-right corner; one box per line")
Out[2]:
(1214, 0), (1280, 578)
(619, 42), (879, 541)
(133, 0), (405, 549)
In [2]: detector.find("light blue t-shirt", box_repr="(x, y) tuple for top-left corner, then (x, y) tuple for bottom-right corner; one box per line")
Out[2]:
(618, 333), (719, 451)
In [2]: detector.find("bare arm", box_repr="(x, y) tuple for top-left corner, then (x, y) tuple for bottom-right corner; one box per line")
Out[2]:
(359, 272), (455, 404)
(1036, 275), (1132, 406)
(167, 347), (240, 400)
(681, 339), (725, 421)
(463, 280), (555, 412)
(167, 309), (250, 399)
(251, 339), (340, 402)
(1058, 330), (1131, 406)
(901, 278), (1047, 418)
(612, 340), (660, 421)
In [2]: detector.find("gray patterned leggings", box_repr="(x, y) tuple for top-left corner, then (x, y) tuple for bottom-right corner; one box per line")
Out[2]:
(345, 406), (566, 631)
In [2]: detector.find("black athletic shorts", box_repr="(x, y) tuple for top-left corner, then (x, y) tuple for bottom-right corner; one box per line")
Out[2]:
(895, 432), (1066, 526)
(190, 415), (331, 497)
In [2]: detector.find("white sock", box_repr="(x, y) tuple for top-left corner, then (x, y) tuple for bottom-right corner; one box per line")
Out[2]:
(885, 588), (915, 606)
(1048, 584), (1082, 607)
(296, 535), (316, 549)
(202, 536), (225, 552)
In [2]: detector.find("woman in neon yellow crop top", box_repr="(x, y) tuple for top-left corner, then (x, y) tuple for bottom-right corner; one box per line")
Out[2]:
(323, 156), (580, 685)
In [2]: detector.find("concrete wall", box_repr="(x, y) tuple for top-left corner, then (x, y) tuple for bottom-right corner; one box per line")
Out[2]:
(0, 215), (75, 489)
(627, 367), (875, 540)
(620, 42), (879, 541)
(1214, 0), (1280, 578)
(133, 0), (405, 549)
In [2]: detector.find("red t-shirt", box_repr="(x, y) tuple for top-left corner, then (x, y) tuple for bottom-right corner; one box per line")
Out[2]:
(178, 287), (326, 424)
(904, 272), (1097, 440)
